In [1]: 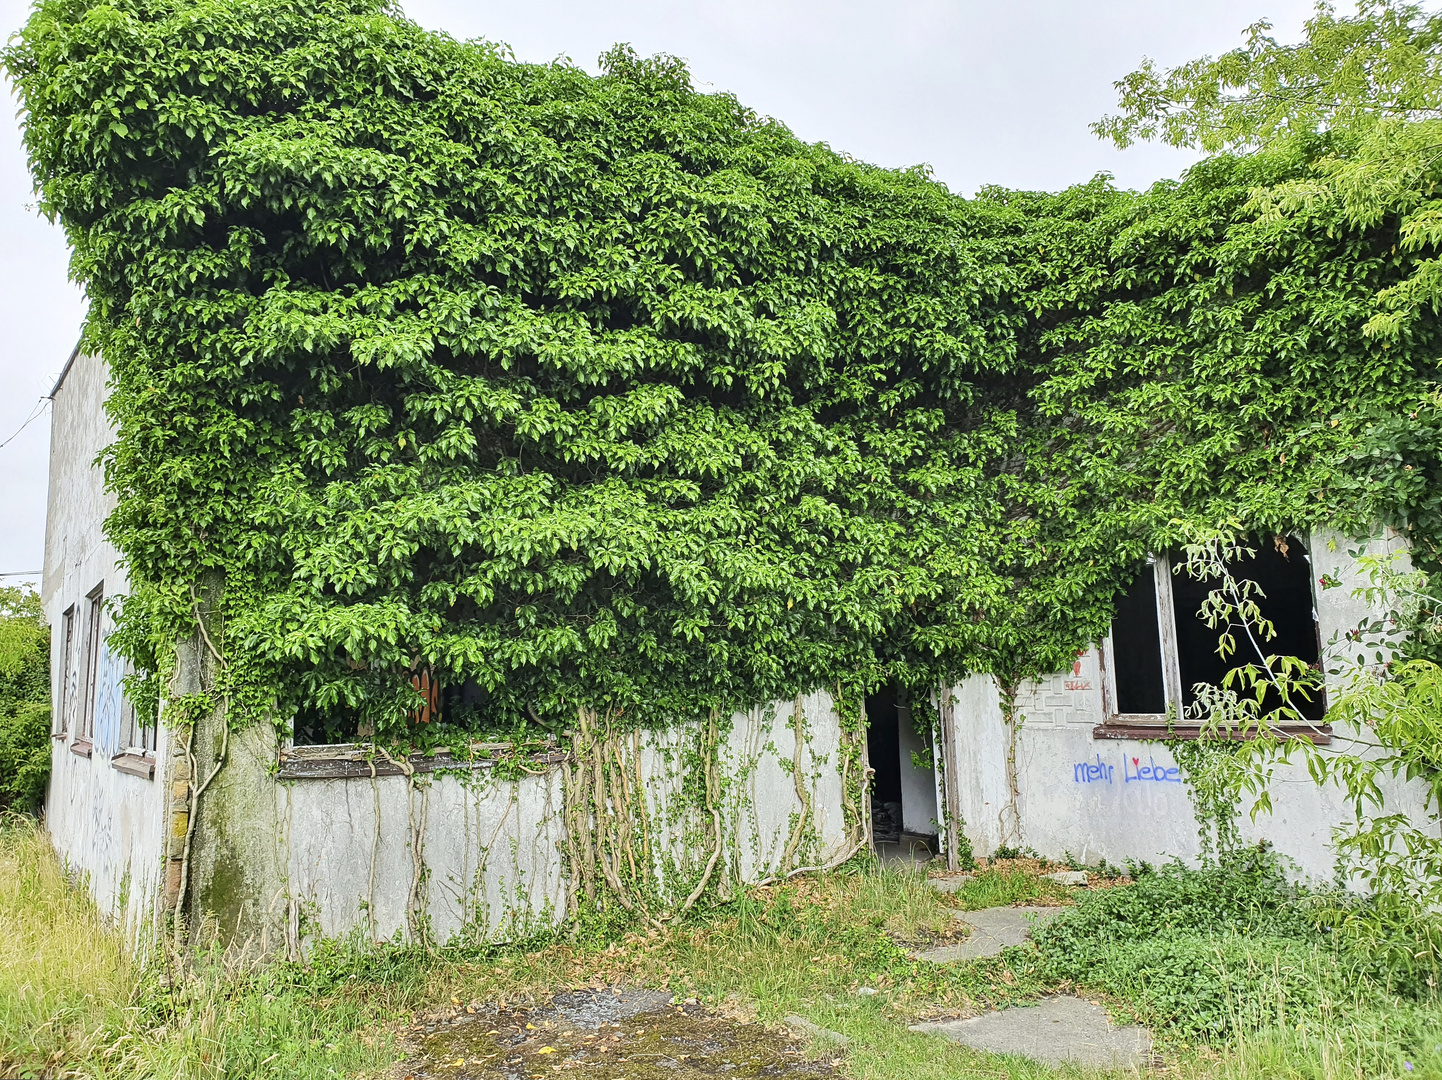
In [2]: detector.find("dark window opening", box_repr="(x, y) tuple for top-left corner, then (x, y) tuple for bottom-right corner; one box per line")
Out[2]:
(1172, 535), (1325, 723)
(865, 683), (938, 847)
(291, 669), (517, 746)
(56, 605), (74, 736)
(1112, 564), (1166, 715)
(292, 703), (364, 746)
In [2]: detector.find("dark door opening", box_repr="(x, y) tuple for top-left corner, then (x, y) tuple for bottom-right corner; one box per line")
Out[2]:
(865, 683), (939, 850)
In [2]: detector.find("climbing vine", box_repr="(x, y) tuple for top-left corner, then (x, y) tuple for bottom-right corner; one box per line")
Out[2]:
(5, 0), (1441, 777)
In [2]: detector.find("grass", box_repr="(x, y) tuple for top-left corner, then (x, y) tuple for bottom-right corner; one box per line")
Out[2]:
(0, 816), (402, 1078)
(4, 817), (1442, 1080)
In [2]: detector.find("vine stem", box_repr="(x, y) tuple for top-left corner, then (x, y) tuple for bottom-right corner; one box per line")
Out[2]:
(678, 709), (723, 913)
(778, 696), (812, 875)
(367, 760), (380, 942)
(999, 681), (1022, 849)
(174, 586), (229, 949)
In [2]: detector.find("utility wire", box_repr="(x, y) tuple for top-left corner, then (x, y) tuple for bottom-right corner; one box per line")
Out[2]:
(0, 396), (49, 451)
(0, 571), (41, 578)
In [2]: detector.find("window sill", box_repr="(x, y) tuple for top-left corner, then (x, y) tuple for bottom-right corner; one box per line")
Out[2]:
(277, 739), (565, 780)
(1094, 723), (1331, 746)
(52, 731), (69, 740)
(111, 750), (155, 780)
(69, 739), (93, 758)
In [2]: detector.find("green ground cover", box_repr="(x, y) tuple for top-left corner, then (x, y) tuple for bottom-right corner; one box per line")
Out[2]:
(5, 818), (1439, 1080)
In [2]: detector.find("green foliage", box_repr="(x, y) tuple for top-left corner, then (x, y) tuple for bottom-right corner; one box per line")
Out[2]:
(5, 0), (1439, 742)
(1094, 1), (1442, 340)
(0, 587), (50, 813)
(1032, 853), (1424, 1040)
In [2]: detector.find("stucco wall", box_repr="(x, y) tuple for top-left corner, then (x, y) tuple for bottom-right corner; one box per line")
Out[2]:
(42, 350), (169, 940)
(948, 528), (1434, 881)
(185, 690), (853, 950)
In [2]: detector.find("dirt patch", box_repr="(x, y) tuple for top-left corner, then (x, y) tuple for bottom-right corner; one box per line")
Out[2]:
(927, 859), (1133, 903)
(398, 988), (838, 1080)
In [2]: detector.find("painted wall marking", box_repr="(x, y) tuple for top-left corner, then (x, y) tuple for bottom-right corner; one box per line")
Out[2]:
(1124, 755), (1181, 784)
(1073, 754), (1114, 784)
(1071, 753), (1182, 786)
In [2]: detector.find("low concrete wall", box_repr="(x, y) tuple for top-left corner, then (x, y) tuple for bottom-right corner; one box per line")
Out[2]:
(186, 690), (853, 951)
(949, 529), (1434, 881)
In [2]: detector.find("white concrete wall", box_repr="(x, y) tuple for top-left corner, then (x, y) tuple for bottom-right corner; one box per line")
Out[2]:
(201, 691), (853, 949)
(636, 691), (851, 892)
(280, 767), (569, 946)
(948, 528), (1434, 881)
(896, 706), (938, 836)
(42, 350), (169, 940)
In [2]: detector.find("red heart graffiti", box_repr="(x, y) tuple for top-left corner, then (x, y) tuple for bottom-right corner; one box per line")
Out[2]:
(1132, 757), (1140, 766)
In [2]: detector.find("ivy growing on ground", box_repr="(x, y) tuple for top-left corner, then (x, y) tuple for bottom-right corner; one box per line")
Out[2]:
(5, 0), (1439, 744)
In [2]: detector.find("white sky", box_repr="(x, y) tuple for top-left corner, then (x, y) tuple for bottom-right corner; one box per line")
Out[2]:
(0, 0), (1320, 581)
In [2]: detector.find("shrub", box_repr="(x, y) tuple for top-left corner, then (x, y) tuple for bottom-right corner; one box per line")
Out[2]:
(0, 587), (49, 813)
(1031, 851), (1399, 1039)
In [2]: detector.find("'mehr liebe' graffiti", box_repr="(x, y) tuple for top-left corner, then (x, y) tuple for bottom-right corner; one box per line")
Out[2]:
(1072, 754), (1181, 785)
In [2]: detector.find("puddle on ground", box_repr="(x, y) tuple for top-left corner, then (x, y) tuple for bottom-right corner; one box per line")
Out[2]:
(400, 988), (837, 1080)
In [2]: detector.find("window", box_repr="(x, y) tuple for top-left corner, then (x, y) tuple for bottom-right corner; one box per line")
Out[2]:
(75, 585), (103, 750)
(291, 664), (443, 746)
(118, 665), (157, 755)
(1098, 537), (1326, 737)
(55, 606), (75, 737)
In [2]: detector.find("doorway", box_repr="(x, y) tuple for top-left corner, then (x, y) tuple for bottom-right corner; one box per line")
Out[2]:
(865, 683), (939, 861)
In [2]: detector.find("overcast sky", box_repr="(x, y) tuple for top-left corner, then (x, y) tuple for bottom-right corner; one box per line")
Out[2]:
(0, 0), (1321, 582)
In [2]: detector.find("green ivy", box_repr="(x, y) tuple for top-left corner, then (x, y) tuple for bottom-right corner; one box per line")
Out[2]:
(5, 0), (1438, 742)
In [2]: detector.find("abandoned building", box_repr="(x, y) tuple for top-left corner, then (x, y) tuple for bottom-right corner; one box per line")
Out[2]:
(43, 342), (1429, 951)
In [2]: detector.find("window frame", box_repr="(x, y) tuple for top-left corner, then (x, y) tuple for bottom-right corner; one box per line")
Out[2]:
(1097, 555), (1183, 727)
(54, 605), (75, 739)
(72, 584), (103, 756)
(1095, 551), (1332, 744)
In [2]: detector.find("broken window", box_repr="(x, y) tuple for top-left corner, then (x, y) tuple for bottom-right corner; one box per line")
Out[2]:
(292, 663), (446, 746)
(1100, 536), (1325, 731)
(119, 668), (157, 755)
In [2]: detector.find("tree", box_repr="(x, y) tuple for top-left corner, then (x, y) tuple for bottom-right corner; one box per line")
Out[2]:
(0, 585), (51, 813)
(1094, 0), (1442, 341)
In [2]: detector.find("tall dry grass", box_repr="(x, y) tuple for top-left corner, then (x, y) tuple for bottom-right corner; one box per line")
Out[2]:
(0, 814), (134, 1074)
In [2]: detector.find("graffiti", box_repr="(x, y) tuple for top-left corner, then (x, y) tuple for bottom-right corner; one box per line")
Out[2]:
(1073, 753), (1181, 786)
(1124, 755), (1181, 784)
(1064, 649), (1093, 691)
(1073, 754), (1114, 784)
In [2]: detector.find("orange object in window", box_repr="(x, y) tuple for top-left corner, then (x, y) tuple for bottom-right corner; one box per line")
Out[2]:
(410, 664), (440, 725)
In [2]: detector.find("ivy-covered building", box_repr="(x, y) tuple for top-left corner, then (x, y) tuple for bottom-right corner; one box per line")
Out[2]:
(43, 350), (1429, 948)
(23, 0), (1442, 950)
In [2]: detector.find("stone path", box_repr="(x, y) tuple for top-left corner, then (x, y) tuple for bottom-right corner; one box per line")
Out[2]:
(911, 995), (1152, 1070)
(910, 905), (1060, 963)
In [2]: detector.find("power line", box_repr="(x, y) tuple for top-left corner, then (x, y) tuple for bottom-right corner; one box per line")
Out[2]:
(0, 571), (41, 578)
(0, 396), (49, 452)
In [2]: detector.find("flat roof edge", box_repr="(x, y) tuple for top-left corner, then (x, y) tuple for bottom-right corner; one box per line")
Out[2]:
(48, 341), (82, 399)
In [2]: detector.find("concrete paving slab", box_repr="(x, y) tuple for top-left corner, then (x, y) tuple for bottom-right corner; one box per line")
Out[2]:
(911, 906), (1060, 962)
(927, 874), (974, 894)
(911, 995), (1151, 1070)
